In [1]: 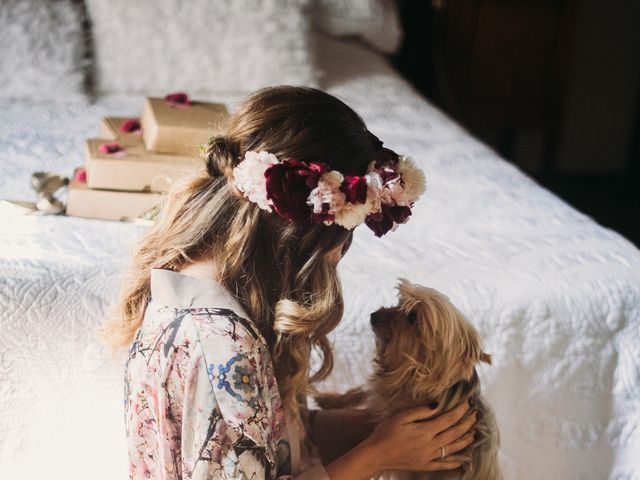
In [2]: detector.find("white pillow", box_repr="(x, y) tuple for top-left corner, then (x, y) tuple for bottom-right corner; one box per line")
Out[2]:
(85, 0), (318, 96)
(310, 0), (403, 54)
(0, 0), (87, 101)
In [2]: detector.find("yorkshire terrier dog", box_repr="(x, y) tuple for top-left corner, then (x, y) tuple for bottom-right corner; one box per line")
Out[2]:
(314, 279), (502, 480)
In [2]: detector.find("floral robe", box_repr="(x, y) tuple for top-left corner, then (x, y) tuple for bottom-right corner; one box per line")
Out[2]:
(124, 268), (329, 479)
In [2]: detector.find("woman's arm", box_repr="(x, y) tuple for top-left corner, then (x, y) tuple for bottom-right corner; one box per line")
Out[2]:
(321, 439), (381, 480)
(308, 408), (376, 464)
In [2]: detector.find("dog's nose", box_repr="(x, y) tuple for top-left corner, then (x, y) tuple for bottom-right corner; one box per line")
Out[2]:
(370, 311), (382, 326)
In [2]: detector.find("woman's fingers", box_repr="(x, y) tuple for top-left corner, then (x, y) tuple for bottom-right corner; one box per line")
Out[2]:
(425, 460), (463, 471)
(424, 432), (475, 472)
(399, 404), (440, 424)
(424, 399), (470, 434)
(365, 399), (477, 473)
(433, 410), (477, 448)
(442, 431), (475, 457)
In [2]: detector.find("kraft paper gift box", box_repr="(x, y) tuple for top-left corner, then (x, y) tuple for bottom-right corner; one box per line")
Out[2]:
(66, 168), (161, 221)
(140, 97), (229, 156)
(99, 117), (144, 145)
(85, 139), (202, 193)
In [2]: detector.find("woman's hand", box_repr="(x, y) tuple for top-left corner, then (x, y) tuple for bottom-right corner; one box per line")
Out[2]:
(322, 400), (476, 479)
(363, 399), (477, 473)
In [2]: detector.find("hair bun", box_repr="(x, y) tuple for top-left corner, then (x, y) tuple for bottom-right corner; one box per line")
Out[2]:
(205, 136), (240, 179)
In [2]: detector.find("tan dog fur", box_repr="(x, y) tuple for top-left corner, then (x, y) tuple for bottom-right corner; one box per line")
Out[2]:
(314, 278), (502, 480)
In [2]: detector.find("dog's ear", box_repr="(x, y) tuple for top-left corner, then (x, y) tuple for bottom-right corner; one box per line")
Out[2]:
(397, 281), (492, 390)
(480, 352), (492, 365)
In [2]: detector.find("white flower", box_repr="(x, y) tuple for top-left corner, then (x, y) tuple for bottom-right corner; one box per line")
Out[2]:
(386, 176), (410, 206)
(307, 170), (346, 214)
(397, 155), (426, 203)
(322, 170), (344, 190)
(365, 171), (389, 209)
(232, 150), (279, 212)
(365, 155), (426, 207)
(333, 200), (371, 229)
(334, 172), (384, 229)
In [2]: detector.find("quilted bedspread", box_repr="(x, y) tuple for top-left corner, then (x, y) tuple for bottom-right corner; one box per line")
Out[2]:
(1, 38), (639, 480)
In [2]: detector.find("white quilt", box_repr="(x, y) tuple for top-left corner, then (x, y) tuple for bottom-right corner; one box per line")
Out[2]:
(1, 38), (639, 480)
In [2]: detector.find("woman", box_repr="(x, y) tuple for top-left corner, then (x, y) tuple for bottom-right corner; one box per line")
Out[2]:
(104, 86), (476, 479)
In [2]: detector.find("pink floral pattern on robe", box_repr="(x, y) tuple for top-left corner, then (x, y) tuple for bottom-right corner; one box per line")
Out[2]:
(124, 269), (329, 480)
(125, 302), (289, 479)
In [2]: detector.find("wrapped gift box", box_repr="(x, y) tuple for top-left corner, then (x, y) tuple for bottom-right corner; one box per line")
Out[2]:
(140, 97), (229, 156)
(99, 117), (144, 144)
(85, 138), (202, 192)
(66, 168), (161, 221)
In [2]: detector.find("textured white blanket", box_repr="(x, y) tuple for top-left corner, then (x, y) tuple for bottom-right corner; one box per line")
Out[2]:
(1, 38), (639, 480)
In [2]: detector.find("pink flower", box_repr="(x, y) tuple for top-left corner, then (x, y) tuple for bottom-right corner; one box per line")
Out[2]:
(307, 171), (346, 224)
(74, 168), (87, 184)
(164, 92), (191, 107)
(98, 143), (126, 156)
(385, 177), (409, 205)
(119, 119), (141, 134)
(233, 151), (279, 212)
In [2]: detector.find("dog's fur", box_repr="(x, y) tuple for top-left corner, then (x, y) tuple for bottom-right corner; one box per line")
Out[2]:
(314, 278), (502, 480)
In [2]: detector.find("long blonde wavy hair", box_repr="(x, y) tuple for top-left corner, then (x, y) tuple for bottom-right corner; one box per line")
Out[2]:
(102, 86), (381, 416)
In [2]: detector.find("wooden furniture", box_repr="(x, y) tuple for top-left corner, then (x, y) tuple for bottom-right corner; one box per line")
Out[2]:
(431, 0), (579, 174)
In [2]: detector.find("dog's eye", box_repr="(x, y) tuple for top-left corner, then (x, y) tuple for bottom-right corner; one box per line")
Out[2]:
(406, 310), (418, 325)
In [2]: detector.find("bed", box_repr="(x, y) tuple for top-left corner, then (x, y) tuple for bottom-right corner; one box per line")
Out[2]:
(1, 2), (639, 479)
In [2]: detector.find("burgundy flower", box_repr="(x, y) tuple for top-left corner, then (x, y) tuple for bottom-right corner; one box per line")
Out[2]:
(164, 92), (191, 107)
(74, 168), (87, 184)
(311, 202), (335, 224)
(119, 119), (141, 133)
(265, 158), (328, 222)
(389, 204), (412, 224)
(373, 147), (400, 184)
(365, 203), (412, 237)
(376, 147), (400, 167)
(340, 175), (368, 204)
(365, 210), (393, 237)
(98, 143), (125, 155)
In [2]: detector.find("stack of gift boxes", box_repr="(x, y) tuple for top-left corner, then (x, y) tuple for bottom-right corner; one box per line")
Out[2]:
(66, 93), (229, 221)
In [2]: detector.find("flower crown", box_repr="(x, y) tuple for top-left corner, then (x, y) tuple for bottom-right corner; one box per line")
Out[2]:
(231, 147), (427, 237)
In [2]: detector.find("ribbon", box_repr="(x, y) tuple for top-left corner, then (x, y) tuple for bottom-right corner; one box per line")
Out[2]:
(3, 171), (160, 224)
(30, 172), (69, 214)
